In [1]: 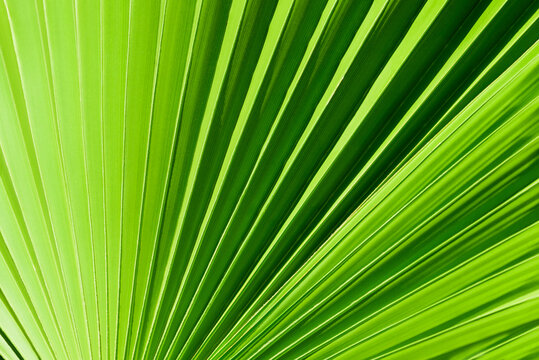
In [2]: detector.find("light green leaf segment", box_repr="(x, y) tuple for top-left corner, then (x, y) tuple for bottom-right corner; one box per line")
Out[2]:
(0, 0), (538, 358)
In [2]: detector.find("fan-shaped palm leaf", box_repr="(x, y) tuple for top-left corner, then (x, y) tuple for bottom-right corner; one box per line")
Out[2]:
(1, 0), (538, 359)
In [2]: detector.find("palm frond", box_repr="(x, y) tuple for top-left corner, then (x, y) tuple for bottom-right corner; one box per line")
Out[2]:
(1, 0), (538, 359)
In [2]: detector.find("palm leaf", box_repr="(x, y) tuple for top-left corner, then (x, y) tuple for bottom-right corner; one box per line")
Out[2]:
(0, 0), (538, 359)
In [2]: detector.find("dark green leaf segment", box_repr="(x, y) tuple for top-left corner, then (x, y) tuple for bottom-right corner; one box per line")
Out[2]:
(0, 0), (538, 359)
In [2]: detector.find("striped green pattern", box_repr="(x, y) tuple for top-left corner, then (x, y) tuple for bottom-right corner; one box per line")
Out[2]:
(1, 0), (538, 359)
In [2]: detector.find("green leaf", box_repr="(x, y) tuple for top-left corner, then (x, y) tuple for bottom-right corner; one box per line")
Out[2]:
(1, 0), (538, 359)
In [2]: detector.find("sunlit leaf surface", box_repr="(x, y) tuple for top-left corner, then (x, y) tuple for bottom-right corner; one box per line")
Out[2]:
(1, 0), (538, 359)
